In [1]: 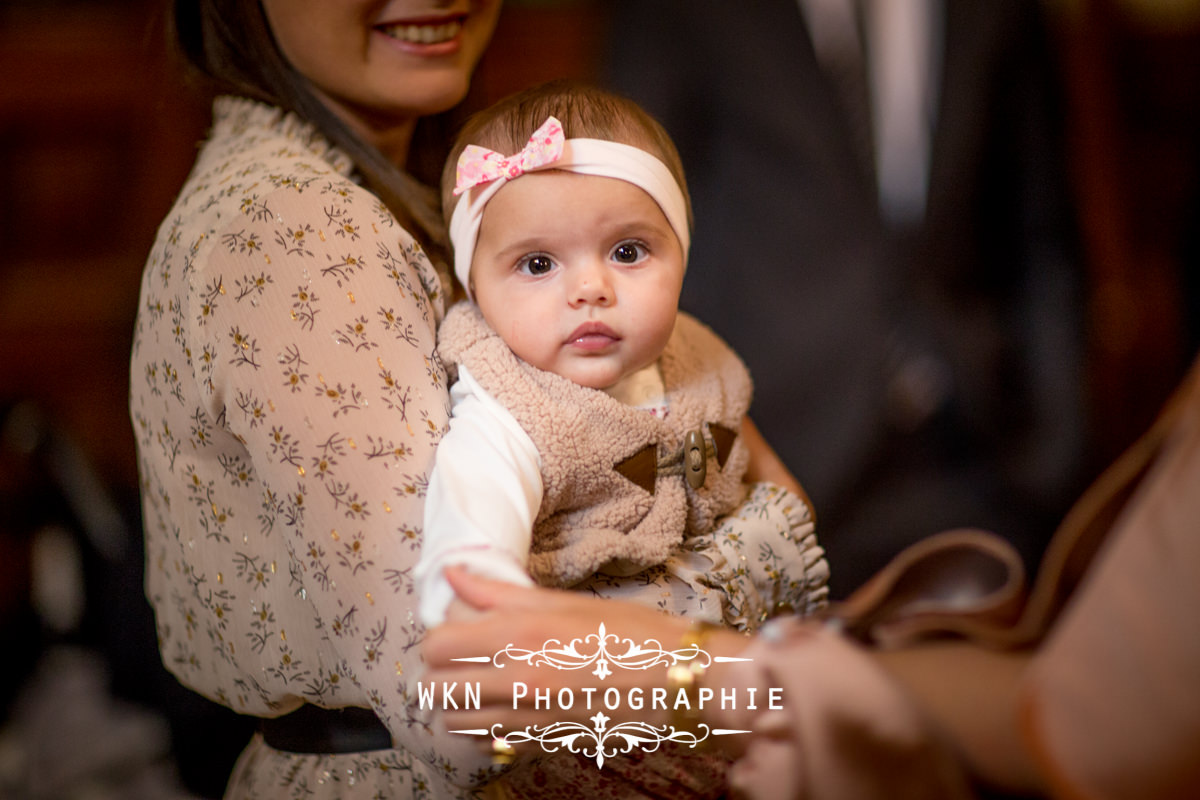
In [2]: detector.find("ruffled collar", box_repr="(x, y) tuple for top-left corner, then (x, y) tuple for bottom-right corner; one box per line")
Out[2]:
(211, 95), (357, 176)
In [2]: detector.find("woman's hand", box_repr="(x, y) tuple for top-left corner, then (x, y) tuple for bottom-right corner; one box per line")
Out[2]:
(422, 567), (747, 733)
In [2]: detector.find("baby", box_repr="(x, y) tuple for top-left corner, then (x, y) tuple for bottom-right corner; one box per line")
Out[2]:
(416, 82), (828, 630)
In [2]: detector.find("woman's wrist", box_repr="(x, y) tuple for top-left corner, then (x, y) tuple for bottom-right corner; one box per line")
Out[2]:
(666, 621), (716, 734)
(665, 624), (756, 735)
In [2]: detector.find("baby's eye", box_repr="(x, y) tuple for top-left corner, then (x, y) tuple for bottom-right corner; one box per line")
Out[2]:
(518, 254), (556, 276)
(611, 241), (647, 265)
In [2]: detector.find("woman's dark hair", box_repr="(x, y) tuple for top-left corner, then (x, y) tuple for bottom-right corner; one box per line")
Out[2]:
(168, 0), (447, 252)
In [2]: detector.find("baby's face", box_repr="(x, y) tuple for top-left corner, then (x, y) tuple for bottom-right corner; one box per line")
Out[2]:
(470, 170), (685, 390)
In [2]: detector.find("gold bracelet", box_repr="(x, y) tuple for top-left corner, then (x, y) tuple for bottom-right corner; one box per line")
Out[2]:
(666, 621), (715, 734)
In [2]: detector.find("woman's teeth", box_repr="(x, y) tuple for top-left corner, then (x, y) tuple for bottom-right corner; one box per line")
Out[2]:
(381, 20), (462, 44)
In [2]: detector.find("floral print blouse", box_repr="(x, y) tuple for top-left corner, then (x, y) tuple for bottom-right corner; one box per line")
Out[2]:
(129, 97), (493, 795)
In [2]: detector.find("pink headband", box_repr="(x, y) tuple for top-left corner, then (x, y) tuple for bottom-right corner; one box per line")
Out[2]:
(447, 116), (691, 298)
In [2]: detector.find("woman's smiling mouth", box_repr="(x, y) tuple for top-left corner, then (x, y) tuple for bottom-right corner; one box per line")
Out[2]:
(378, 18), (463, 46)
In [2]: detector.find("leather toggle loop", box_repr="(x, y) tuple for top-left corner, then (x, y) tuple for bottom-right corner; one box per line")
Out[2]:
(613, 423), (740, 494)
(684, 429), (707, 489)
(614, 444), (658, 494)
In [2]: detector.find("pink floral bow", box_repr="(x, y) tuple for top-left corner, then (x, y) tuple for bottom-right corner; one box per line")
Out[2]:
(453, 116), (565, 196)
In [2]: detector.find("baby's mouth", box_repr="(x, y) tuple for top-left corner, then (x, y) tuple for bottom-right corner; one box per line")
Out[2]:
(378, 19), (463, 45)
(567, 322), (620, 350)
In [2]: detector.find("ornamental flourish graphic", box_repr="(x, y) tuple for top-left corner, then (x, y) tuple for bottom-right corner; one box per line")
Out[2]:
(438, 623), (764, 768)
(491, 621), (711, 679)
(484, 714), (711, 769)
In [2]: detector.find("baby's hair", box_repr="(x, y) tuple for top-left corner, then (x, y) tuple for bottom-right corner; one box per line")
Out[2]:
(441, 81), (692, 233)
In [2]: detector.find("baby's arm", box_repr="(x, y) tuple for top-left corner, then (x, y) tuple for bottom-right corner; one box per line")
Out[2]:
(416, 364), (542, 626)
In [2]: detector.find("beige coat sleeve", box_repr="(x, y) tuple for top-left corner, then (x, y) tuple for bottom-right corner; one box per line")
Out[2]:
(1021, 361), (1200, 800)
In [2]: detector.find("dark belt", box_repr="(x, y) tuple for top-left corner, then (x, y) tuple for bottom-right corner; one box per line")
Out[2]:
(260, 704), (393, 754)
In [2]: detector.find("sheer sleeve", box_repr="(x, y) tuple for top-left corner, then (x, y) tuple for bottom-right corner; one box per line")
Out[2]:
(188, 175), (492, 782)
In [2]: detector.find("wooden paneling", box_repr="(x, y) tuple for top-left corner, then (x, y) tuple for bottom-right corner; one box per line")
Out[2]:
(0, 6), (210, 488)
(471, 1), (607, 103)
(1052, 0), (1200, 465)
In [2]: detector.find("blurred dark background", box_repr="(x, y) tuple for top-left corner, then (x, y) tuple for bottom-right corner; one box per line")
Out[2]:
(0, 0), (1196, 796)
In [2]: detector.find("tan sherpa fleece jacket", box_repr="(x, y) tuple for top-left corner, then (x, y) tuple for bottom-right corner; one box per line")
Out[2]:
(437, 302), (753, 587)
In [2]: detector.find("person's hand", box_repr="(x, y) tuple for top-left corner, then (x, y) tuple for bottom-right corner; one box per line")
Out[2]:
(422, 567), (746, 733)
(443, 595), (482, 623)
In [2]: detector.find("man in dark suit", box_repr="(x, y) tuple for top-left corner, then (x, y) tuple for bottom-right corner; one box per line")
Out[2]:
(604, 0), (1087, 597)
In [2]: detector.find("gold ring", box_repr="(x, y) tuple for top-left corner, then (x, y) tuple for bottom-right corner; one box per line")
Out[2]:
(491, 737), (516, 766)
